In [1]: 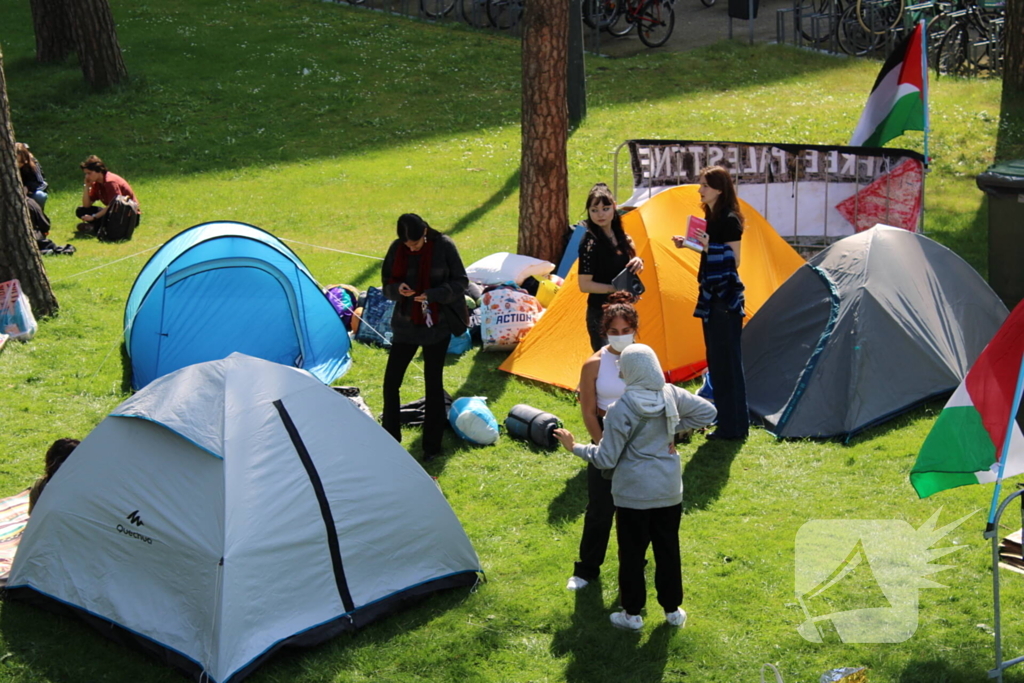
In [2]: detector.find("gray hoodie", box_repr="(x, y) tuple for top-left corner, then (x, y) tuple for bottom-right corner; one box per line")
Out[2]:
(572, 387), (717, 509)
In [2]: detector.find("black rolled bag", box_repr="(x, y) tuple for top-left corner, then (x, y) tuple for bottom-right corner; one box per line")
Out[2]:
(504, 404), (562, 449)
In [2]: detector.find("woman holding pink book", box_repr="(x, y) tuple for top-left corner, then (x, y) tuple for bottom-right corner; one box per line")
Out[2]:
(679, 166), (749, 441)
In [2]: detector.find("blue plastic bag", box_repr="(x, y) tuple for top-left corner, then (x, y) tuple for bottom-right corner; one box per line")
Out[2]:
(447, 330), (472, 355)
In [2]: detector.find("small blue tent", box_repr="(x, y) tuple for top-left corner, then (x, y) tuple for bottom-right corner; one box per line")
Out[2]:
(125, 221), (350, 390)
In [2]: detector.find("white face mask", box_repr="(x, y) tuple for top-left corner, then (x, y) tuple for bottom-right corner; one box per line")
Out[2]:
(607, 333), (635, 353)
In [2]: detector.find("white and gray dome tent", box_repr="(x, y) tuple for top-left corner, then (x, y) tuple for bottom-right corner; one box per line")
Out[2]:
(743, 225), (1009, 439)
(8, 354), (482, 683)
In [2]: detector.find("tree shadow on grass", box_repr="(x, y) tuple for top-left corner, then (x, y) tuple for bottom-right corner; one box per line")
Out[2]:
(682, 440), (743, 513)
(0, 580), (479, 683)
(551, 583), (685, 683)
(996, 87), (1024, 163)
(344, 166), (521, 291)
(3, 0), (866, 192)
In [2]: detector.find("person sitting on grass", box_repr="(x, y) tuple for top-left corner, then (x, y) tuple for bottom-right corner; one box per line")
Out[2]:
(554, 344), (717, 631)
(15, 142), (48, 210)
(28, 438), (80, 514)
(76, 155), (140, 235)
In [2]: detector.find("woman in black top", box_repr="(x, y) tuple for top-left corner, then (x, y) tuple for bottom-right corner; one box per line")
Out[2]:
(15, 143), (48, 210)
(577, 183), (644, 351)
(381, 214), (469, 461)
(689, 166), (748, 440)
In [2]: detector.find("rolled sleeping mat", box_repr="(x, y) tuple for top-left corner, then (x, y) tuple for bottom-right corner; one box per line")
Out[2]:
(505, 404), (562, 449)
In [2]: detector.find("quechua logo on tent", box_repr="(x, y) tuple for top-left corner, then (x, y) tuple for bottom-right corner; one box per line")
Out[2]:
(117, 509), (153, 544)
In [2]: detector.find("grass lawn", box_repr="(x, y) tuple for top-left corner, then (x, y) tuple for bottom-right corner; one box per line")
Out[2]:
(0, 0), (1021, 681)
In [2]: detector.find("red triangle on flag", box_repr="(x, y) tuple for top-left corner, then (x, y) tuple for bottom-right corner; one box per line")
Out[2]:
(835, 158), (923, 233)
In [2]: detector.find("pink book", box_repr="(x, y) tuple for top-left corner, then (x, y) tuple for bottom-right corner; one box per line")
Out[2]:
(682, 215), (706, 252)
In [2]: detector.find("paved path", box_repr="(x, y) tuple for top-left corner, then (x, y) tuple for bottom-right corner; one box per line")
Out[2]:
(331, 0), (807, 58)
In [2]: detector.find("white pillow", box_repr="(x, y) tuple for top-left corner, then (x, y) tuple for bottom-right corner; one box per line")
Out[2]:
(465, 252), (555, 285)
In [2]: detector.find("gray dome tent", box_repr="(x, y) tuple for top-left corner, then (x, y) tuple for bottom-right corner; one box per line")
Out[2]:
(9, 354), (481, 683)
(744, 225), (1008, 439)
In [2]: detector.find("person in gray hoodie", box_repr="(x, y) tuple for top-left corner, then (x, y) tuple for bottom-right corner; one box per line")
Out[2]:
(554, 344), (717, 631)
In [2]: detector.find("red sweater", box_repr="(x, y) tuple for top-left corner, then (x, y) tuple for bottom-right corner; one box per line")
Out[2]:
(88, 172), (140, 211)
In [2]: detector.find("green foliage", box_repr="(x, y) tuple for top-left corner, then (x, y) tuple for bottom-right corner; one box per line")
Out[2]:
(0, 0), (1019, 681)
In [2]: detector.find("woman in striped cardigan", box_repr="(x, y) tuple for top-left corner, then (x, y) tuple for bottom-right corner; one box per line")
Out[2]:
(692, 166), (748, 441)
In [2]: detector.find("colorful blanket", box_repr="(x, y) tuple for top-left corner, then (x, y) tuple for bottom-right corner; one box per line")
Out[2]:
(0, 488), (31, 587)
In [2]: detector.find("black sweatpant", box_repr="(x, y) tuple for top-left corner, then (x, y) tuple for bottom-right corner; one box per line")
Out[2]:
(382, 336), (450, 456)
(573, 463), (615, 581)
(616, 503), (683, 616)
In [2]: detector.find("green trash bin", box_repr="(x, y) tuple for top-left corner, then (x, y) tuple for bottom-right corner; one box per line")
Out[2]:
(977, 160), (1024, 310)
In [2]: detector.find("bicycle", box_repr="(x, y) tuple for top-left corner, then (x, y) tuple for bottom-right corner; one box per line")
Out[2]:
(935, 0), (1004, 76)
(605, 0), (677, 47)
(486, 0), (523, 29)
(459, 0), (490, 27)
(797, 0), (902, 51)
(422, 0), (457, 18)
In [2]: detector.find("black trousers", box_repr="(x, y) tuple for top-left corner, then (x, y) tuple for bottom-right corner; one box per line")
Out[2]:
(75, 205), (106, 230)
(586, 304), (606, 352)
(382, 336), (449, 456)
(573, 463), (615, 581)
(616, 504), (683, 616)
(702, 297), (749, 438)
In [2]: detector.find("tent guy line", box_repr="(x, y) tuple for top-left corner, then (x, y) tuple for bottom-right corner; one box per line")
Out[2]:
(49, 236), (384, 287)
(48, 245), (159, 284)
(279, 238), (385, 261)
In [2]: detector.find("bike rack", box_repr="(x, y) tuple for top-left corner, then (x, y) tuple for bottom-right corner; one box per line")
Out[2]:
(775, 6), (804, 48)
(985, 486), (1024, 682)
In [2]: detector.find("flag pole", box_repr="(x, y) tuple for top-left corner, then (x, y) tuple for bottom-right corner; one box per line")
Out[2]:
(985, 352), (1024, 535)
(921, 19), (930, 167)
(919, 19), (930, 235)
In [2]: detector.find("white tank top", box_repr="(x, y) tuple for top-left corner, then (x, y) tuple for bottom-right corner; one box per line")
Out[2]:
(595, 348), (626, 412)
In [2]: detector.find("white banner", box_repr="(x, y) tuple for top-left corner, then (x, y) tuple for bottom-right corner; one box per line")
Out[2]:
(622, 140), (926, 241)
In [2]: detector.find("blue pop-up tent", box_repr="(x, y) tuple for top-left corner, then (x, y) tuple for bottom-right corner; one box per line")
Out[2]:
(124, 221), (350, 390)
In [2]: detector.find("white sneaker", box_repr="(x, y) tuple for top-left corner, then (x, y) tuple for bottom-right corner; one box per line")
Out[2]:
(665, 608), (687, 627)
(566, 576), (589, 591)
(609, 610), (644, 631)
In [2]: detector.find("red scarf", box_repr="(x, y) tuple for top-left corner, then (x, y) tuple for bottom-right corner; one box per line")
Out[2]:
(390, 235), (439, 327)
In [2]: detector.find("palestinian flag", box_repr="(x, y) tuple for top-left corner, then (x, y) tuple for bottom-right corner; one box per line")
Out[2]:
(910, 301), (1024, 498)
(849, 22), (926, 148)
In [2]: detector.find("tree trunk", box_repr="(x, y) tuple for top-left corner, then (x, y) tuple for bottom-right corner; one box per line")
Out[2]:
(68, 0), (128, 89)
(31, 0), (74, 64)
(1005, 0), (1023, 93)
(0, 50), (58, 317)
(518, 0), (570, 264)
(567, 0), (587, 127)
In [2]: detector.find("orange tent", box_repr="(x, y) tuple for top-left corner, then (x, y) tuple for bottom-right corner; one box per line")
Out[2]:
(499, 185), (805, 390)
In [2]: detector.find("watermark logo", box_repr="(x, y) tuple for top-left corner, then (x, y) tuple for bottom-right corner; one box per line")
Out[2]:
(794, 508), (975, 644)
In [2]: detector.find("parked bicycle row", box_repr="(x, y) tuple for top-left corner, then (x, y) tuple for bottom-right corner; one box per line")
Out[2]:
(790, 0), (1004, 75)
(331, 0), (683, 49)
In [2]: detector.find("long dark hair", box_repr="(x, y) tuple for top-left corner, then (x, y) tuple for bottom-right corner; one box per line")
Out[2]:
(584, 183), (635, 259)
(44, 438), (79, 479)
(601, 291), (639, 335)
(396, 213), (434, 241)
(699, 166), (744, 231)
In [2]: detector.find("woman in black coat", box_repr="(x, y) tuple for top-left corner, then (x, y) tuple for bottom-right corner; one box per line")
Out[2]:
(380, 214), (469, 461)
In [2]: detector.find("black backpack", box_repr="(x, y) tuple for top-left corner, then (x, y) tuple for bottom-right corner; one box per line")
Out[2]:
(98, 195), (140, 242)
